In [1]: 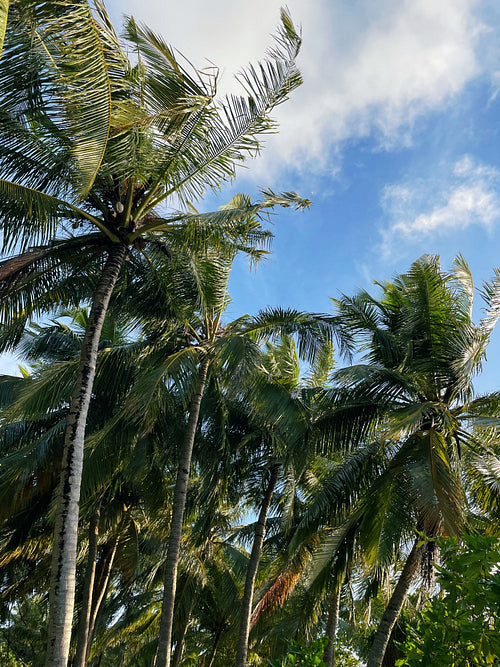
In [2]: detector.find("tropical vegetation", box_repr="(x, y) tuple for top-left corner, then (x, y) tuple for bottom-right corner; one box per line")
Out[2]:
(397, 535), (500, 666)
(1, 2), (500, 667)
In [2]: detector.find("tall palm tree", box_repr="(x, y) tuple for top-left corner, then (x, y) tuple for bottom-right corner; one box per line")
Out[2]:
(233, 337), (307, 667)
(98, 246), (338, 667)
(0, 306), (159, 666)
(0, 4), (306, 664)
(319, 255), (500, 667)
(222, 334), (339, 666)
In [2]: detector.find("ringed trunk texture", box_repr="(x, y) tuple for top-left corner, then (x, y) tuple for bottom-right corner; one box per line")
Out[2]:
(236, 463), (280, 667)
(45, 243), (127, 667)
(154, 357), (210, 667)
(366, 539), (422, 667)
(73, 510), (100, 667)
(323, 580), (342, 667)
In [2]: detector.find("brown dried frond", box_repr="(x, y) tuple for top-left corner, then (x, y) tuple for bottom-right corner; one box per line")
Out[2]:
(0, 250), (45, 283)
(250, 570), (301, 628)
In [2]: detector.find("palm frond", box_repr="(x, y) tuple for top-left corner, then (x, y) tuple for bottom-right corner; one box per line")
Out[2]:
(0, 180), (114, 252)
(132, 11), (303, 208)
(451, 253), (474, 319)
(0, 0), (7, 57)
(124, 346), (200, 430)
(288, 442), (382, 553)
(239, 307), (348, 364)
(1, 0), (112, 197)
(0, 235), (111, 330)
(480, 266), (500, 334)
(132, 191), (308, 241)
(4, 359), (77, 419)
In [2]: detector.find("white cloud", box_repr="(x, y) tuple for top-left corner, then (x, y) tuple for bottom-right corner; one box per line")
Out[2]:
(488, 70), (500, 103)
(114, 0), (487, 182)
(380, 155), (500, 255)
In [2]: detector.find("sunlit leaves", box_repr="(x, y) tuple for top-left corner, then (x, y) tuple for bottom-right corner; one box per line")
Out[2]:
(1, 0), (112, 198)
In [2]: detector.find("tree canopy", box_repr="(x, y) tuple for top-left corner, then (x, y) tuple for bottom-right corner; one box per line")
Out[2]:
(1, 2), (500, 667)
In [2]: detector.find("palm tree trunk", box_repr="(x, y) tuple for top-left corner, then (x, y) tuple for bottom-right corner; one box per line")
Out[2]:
(323, 580), (342, 667)
(171, 606), (192, 667)
(154, 357), (210, 667)
(73, 510), (100, 667)
(236, 463), (280, 667)
(45, 242), (127, 667)
(366, 539), (422, 667)
(205, 626), (224, 667)
(85, 535), (120, 663)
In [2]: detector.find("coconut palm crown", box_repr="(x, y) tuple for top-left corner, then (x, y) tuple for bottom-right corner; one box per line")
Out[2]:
(294, 255), (500, 667)
(0, 3), (308, 665)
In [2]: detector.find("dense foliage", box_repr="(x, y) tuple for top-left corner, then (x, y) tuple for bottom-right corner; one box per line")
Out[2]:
(398, 536), (500, 666)
(1, 2), (500, 667)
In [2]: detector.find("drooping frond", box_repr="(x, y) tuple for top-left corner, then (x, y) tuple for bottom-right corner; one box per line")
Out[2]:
(402, 430), (465, 535)
(4, 359), (77, 419)
(0, 180), (113, 252)
(288, 442), (383, 553)
(0, 235), (113, 337)
(1, 0), (112, 199)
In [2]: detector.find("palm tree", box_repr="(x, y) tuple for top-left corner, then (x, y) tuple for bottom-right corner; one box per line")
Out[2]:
(222, 334), (340, 666)
(98, 246), (338, 667)
(0, 307), (159, 665)
(320, 255), (500, 667)
(0, 4), (306, 664)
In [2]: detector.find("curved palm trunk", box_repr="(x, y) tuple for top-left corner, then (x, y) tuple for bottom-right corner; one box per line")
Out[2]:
(366, 539), (422, 667)
(45, 243), (127, 667)
(154, 357), (210, 667)
(236, 463), (280, 667)
(73, 510), (100, 667)
(323, 580), (342, 667)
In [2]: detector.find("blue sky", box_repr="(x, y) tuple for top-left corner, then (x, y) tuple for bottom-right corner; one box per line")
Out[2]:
(109, 0), (500, 393)
(4, 0), (500, 394)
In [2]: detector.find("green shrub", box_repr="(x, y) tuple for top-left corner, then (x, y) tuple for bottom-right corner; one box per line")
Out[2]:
(398, 535), (500, 666)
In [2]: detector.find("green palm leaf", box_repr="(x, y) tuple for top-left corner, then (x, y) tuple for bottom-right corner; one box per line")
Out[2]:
(130, 10), (303, 211)
(0, 180), (114, 252)
(1, 1), (112, 198)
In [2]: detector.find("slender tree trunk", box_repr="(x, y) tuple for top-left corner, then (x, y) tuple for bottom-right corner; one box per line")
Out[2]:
(45, 242), (126, 667)
(154, 357), (210, 667)
(205, 626), (224, 667)
(170, 607), (191, 667)
(323, 580), (342, 667)
(85, 535), (120, 663)
(73, 510), (100, 667)
(236, 463), (280, 667)
(366, 539), (422, 667)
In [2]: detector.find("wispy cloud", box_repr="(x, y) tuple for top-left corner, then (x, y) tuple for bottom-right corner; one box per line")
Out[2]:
(488, 70), (500, 103)
(117, 0), (488, 183)
(380, 155), (500, 256)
